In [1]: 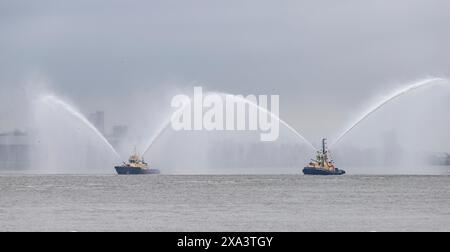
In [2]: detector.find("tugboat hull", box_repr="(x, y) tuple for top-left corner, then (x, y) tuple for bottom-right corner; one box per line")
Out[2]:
(115, 166), (160, 175)
(303, 167), (346, 176)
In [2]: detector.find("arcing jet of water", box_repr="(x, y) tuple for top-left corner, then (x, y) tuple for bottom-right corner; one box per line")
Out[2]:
(40, 94), (120, 158)
(142, 120), (173, 156)
(142, 98), (192, 156)
(142, 91), (317, 156)
(330, 77), (448, 148)
(214, 92), (317, 150)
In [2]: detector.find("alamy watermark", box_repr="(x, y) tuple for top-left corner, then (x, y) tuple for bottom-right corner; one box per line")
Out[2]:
(171, 87), (280, 141)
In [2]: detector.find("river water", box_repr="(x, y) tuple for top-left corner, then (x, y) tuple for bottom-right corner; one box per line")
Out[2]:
(0, 175), (449, 231)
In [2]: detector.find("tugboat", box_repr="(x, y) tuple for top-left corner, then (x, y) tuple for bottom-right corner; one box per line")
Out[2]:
(303, 139), (345, 175)
(115, 151), (160, 175)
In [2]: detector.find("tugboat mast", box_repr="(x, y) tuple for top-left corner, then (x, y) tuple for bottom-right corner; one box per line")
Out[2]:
(322, 138), (326, 155)
(322, 138), (327, 167)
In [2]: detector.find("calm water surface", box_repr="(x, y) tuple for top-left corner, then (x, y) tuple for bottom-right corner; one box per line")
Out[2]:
(0, 175), (449, 231)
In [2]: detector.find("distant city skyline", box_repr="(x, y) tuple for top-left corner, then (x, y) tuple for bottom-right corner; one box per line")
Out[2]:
(1, 1), (450, 173)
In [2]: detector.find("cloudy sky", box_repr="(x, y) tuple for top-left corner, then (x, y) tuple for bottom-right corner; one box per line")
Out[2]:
(1, 0), (449, 141)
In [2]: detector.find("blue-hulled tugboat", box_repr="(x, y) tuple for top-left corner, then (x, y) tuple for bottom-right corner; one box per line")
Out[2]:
(303, 139), (345, 175)
(115, 151), (160, 175)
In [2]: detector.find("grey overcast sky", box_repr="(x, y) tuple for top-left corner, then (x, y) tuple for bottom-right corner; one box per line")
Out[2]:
(1, 0), (450, 139)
